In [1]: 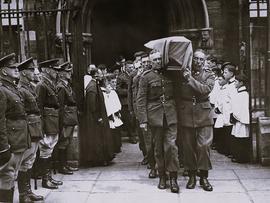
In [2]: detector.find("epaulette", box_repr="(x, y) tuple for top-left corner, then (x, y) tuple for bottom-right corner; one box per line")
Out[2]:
(142, 69), (151, 76)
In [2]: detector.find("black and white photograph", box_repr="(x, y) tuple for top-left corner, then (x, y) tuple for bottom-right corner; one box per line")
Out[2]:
(0, 0), (269, 202)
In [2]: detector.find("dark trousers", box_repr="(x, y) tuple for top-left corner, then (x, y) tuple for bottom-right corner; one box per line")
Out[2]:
(137, 124), (147, 157)
(216, 126), (232, 155)
(143, 127), (155, 169)
(182, 126), (213, 171)
(150, 122), (179, 174)
(112, 128), (122, 153)
(121, 105), (136, 139)
(231, 136), (250, 163)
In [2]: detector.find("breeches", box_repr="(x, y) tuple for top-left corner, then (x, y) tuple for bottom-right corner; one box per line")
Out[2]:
(150, 123), (179, 173)
(39, 134), (59, 158)
(0, 152), (25, 189)
(182, 126), (213, 171)
(58, 126), (75, 150)
(19, 141), (39, 172)
(142, 127), (155, 168)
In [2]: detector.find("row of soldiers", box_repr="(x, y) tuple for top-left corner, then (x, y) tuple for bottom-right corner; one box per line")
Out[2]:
(0, 53), (78, 203)
(114, 49), (215, 193)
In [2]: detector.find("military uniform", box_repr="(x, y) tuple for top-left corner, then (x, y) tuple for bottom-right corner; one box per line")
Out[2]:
(137, 69), (179, 177)
(0, 54), (30, 202)
(36, 59), (62, 189)
(57, 62), (78, 174)
(116, 72), (136, 143)
(131, 74), (147, 162)
(178, 69), (215, 183)
(17, 58), (44, 202)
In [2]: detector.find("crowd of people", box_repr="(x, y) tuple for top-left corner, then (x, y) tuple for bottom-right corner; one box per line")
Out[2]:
(81, 47), (250, 194)
(0, 42), (251, 202)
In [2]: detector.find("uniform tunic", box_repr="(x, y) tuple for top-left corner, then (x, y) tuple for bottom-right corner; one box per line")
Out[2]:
(19, 78), (43, 172)
(57, 79), (77, 150)
(178, 69), (215, 171)
(0, 78), (29, 190)
(137, 70), (179, 174)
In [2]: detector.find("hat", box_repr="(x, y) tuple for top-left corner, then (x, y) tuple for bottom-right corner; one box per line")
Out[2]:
(17, 57), (35, 71)
(59, 61), (72, 72)
(0, 53), (16, 68)
(38, 59), (60, 70)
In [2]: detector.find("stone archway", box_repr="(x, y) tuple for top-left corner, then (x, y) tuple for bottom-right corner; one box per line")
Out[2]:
(81, 0), (210, 66)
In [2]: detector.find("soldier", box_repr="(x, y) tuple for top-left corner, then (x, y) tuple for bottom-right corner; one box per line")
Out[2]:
(116, 60), (137, 144)
(36, 59), (63, 189)
(0, 53), (30, 202)
(17, 58), (44, 202)
(131, 53), (148, 165)
(139, 53), (157, 176)
(57, 62), (79, 175)
(137, 50), (180, 193)
(180, 49), (215, 191)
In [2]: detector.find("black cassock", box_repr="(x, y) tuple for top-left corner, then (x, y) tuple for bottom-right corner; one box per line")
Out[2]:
(80, 79), (114, 165)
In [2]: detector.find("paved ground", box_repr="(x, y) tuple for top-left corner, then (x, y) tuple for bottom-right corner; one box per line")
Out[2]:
(14, 139), (270, 203)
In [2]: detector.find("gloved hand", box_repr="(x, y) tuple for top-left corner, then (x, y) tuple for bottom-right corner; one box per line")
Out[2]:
(0, 150), (11, 166)
(230, 113), (238, 124)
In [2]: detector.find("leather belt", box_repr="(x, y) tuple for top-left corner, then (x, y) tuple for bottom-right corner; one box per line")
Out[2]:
(6, 115), (26, 120)
(181, 96), (209, 105)
(149, 95), (173, 102)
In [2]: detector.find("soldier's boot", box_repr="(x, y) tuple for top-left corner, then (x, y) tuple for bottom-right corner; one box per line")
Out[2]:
(157, 172), (166, 190)
(40, 158), (58, 189)
(148, 168), (157, 179)
(0, 188), (14, 203)
(58, 149), (73, 175)
(47, 157), (63, 185)
(169, 172), (179, 193)
(186, 170), (196, 189)
(199, 170), (213, 192)
(17, 171), (33, 203)
(63, 149), (78, 172)
(26, 170), (44, 201)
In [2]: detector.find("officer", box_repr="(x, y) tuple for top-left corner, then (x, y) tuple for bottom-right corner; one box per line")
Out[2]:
(36, 59), (63, 189)
(0, 53), (30, 202)
(180, 49), (215, 191)
(57, 62), (79, 175)
(137, 50), (180, 193)
(17, 58), (44, 202)
(116, 60), (137, 144)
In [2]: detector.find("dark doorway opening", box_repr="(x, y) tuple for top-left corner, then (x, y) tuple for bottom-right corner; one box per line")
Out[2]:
(91, 0), (169, 67)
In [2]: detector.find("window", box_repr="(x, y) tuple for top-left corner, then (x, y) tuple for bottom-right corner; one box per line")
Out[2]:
(249, 0), (268, 18)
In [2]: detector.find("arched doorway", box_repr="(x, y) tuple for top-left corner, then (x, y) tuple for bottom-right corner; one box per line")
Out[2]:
(82, 0), (209, 66)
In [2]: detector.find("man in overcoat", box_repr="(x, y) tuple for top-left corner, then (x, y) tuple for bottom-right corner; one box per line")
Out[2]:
(36, 59), (63, 189)
(17, 58), (44, 202)
(57, 62), (79, 174)
(0, 53), (30, 202)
